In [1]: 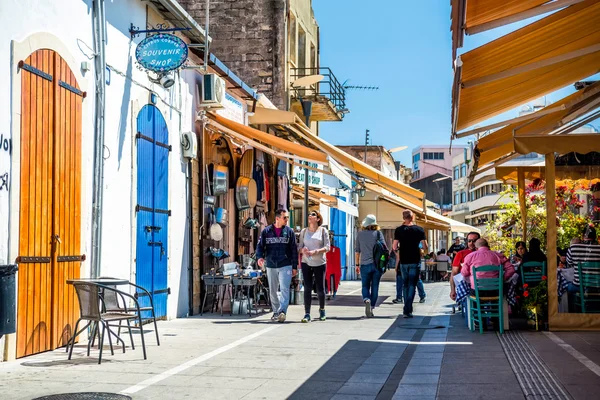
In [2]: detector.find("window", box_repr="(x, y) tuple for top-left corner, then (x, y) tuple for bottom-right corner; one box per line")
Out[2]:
(438, 152), (444, 160)
(454, 192), (459, 205)
(412, 170), (420, 180)
(460, 163), (467, 177)
(298, 25), (306, 70)
(461, 191), (467, 203)
(289, 13), (297, 65)
(412, 153), (421, 163)
(310, 42), (317, 69)
(453, 166), (459, 180)
(423, 152), (430, 160)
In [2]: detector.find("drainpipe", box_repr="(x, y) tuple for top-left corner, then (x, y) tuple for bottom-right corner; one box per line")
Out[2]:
(90, 0), (107, 278)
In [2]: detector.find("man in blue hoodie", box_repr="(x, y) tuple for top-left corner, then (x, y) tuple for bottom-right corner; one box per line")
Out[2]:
(256, 209), (298, 323)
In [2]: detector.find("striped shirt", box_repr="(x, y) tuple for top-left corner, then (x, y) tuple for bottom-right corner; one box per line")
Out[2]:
(566, 243), (600, 285)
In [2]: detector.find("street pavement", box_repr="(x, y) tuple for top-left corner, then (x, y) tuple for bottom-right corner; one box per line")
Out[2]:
(1, 271), (600, 399)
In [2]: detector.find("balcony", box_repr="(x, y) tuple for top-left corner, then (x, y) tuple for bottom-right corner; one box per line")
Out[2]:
(290, 67), (346, 122)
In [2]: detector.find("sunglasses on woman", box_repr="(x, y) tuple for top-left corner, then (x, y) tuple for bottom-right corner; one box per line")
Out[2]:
(309, 213), (318, 217)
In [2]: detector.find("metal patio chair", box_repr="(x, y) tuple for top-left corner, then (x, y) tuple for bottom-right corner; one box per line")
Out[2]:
(520, 261), (547, 287)
(99, 277), (161, 346)
(68, 282), (140, 364)
(575, 262), (600, 313)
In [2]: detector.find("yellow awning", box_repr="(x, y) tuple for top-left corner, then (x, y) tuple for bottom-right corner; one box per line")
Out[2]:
(291, 186), (337, 204)
(365, 184), (449, 230)
(475, 82), (600, 167)
(496, 165), (600, 183)
(286, 120), (425, 210)
(466, 0), (550, 30)
(208, 113), (328, 164)
(453, 0), (600, 133)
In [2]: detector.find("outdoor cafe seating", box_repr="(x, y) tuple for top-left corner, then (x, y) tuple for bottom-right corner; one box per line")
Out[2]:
(66, 278), (159, 363)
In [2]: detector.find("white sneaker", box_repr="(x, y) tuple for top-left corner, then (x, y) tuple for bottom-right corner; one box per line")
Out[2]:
(364, 299), (373, 318)
(278, 312), (286, 323)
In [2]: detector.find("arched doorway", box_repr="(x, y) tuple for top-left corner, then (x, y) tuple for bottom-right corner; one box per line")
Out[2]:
(17, 49), (84, 357)
(135, 105), (170, 319)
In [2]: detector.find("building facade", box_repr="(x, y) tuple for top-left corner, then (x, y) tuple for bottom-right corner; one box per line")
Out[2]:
(336, 145), (412, 184)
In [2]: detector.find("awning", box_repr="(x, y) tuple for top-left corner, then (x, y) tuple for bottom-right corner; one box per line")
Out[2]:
(291, 186), (359, 217)
(287, 120), (425, 210)
(474, 82), (600, 169)
(451, 0), (574, 59)
(496, 165), (600, 184)
(426, 211), (481, 234)
(365, 184), (450, 231)
(453, 1), (600, 133)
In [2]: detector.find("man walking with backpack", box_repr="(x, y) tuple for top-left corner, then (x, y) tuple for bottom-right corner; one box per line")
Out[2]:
(393, 210), (428, 318)
(355, 214), (389, 318)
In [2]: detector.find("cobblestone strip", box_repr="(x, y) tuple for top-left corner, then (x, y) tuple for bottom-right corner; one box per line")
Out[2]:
(498, 330), (572, 399)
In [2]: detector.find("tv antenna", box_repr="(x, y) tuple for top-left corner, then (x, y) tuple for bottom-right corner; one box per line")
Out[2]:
(342, 79), (379, 91)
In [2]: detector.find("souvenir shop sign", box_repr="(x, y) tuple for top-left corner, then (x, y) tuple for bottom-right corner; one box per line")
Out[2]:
(135, 34), (188, 73)
(294, 162), (323, 189)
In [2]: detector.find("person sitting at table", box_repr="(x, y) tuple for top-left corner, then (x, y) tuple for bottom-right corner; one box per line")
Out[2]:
(436, 249), (451, 280)
(521, 238), (547, 264)
(557, 247), (568, 268)
(450, 231), (481, 301)
(448, 237), (465, 260)
(512, 241), (527, 265)
(566, 225), (600, 309)
(461, 238), (516, 295)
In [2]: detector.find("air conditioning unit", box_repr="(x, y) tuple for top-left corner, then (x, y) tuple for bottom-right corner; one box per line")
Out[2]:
(200, 73), (226, 108)
(181, 131), (198, 159)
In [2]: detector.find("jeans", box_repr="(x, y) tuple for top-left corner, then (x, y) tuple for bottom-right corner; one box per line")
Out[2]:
(397, 274), (425, 300)
(267, 265), (293, 314)
(361, 263), (383, 308)
(301, 263), (326, 314)
(396, 273), (403, 300)
(401, 263), (421, 315)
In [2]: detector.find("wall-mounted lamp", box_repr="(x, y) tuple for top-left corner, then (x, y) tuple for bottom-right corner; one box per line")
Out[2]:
(358, 187), (366, 198)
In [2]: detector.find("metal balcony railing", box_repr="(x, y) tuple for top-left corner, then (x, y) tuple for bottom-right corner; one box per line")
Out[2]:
(290, 67), (346, 112)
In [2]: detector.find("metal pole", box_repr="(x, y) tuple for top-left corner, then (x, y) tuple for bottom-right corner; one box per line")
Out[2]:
(364, 129), (370, 163)
(304, 115), (310, 227)
(204, 0), (210, 70)
(90, 0), (107, 278)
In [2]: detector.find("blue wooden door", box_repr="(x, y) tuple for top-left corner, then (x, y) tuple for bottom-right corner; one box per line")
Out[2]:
(331, 198), (347, 280)
(136, 105), (170, 319)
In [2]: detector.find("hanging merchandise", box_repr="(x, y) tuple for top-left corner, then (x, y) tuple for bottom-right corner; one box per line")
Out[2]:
(236, 176), (258, 210)
(253, 165), (265, 202)
(277, 175), (289, 211)
(215, 207), (228, 226)
(209, 210), (224, 242)
(212, 164), (228, 195)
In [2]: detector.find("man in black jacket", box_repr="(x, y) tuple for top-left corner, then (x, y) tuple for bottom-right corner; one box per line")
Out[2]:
(256, 209), (298, 323)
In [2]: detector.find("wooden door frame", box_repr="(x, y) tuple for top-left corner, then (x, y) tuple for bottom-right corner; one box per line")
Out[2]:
(6, 33), (89, 361)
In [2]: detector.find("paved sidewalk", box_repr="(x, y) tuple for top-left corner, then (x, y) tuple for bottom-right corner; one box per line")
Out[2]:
(1, 273), (599, 399)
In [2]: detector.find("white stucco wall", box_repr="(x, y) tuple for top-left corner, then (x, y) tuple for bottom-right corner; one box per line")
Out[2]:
(1, 0), (195, 350)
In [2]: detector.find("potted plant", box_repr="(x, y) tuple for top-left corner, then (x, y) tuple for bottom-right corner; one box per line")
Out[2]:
(521, 276), (548, 331)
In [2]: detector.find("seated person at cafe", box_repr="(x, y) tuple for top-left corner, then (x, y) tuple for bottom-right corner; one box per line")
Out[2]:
(461, 238), (516, 295)
(448, 237), (465, 259)
(566, 225), (600, 297)
(436, 249), (451, 280)
(521, 238), (547, 264)
(449, 231), (481, 301)
(512, 241), (527, 264)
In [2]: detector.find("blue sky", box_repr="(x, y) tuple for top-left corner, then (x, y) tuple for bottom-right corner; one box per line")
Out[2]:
(312, 0), (595, 166)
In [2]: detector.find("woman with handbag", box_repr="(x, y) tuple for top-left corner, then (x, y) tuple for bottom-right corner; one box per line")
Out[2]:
(298, 210), (330, 322)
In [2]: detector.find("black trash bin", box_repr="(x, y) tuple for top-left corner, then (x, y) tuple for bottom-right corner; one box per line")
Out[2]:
(0, 264), (18, 335)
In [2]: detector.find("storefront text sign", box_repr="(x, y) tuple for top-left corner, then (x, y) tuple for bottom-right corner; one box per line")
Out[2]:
(216, 93), (245, 124)
(294, 162), (323, 189)
(135, 34), (188, 73)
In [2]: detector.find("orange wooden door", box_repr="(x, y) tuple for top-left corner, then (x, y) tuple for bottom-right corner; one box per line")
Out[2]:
(17, 50), (83, 358)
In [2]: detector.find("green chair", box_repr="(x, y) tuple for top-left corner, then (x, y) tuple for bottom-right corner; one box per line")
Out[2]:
(520, 261), (547, 286)
(469, 265), (504, 334)
(575, 262), (600, 313)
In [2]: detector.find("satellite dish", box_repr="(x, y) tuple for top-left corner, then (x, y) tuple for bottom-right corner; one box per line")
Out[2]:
(389, 146), (408, 153)
(292, 74), (324, 88)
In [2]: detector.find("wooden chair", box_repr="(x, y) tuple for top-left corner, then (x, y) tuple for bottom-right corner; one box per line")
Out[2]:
(520, 261), (546, 286)
(468, 265), (504, 334)
(575, 262), (600, 313)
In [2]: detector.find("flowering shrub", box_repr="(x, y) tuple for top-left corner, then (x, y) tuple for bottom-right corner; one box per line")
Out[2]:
(486, 182), (594, 253)
(521, 277), (548, 321)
